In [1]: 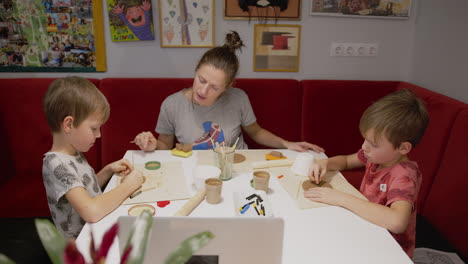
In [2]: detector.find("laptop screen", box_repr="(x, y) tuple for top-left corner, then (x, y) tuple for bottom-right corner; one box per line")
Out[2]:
(118, 216), (284, 264)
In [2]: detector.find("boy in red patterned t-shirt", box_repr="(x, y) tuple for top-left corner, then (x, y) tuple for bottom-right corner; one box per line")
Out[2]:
(304, 89), (429, 257)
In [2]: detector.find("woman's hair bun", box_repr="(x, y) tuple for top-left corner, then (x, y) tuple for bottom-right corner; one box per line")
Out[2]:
(223, 31), (244, 52)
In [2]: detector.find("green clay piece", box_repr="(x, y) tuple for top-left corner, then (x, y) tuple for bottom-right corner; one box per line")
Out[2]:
(145, 161), (161, 170)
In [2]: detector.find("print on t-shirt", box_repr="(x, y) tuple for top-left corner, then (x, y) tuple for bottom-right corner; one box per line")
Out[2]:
(193, 121), (225, 150)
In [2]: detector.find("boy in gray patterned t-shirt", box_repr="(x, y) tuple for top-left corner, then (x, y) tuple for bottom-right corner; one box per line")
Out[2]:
(42, 77), (144, 238)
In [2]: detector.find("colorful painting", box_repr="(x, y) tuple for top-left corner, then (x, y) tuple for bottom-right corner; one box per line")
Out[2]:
(158, 0), (214, 47)
(310, 0), (412, 19)
(0, 0), (106, 72)
(224, 0), (301, 20)
(253, 24), (301, 72)
(108, 0), (155, 41)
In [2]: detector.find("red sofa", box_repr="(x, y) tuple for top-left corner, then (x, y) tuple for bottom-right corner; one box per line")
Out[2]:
(0, 78), (466, 258)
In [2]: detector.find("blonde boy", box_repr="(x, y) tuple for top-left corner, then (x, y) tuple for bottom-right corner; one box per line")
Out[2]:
(42, 76), (143, 238)
(305, 89), (429, 257)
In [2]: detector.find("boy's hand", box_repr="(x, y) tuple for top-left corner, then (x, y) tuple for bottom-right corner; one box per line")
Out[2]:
(124, 169), (144, 190)
(285, 141), (324, 153)
(309, 159), (328, 184)
(304, 187), (348, 206)
(134, 131), (158, 151)
(109, 159), (133, 176)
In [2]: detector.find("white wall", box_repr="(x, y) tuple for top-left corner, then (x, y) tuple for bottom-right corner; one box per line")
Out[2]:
(0, 1), (417, 82)
(409, 0), (468, 103)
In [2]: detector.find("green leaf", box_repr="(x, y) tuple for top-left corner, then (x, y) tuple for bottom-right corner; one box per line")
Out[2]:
(164, 231), (215, 264)
(35, 218), (66, 264)
(0, 253), (16, 264)
(122, 209), (154, 264)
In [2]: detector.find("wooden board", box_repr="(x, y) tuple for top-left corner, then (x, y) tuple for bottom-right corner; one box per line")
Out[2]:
(117, 160), (191, 205)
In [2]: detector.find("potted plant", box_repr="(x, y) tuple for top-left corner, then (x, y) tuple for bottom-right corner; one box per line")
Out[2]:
(0, 210), (214, 264)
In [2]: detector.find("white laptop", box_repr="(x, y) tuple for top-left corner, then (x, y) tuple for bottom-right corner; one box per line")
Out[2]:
(118, 216), (284, 264)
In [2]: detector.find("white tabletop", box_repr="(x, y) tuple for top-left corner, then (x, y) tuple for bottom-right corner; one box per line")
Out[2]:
(76, 150), (412, 264)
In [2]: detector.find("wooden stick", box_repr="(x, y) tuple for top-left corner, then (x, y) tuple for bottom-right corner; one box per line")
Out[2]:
(141, 185), (157, 192)
(231, 136), (240, 151)
(174, 190), (206, 216)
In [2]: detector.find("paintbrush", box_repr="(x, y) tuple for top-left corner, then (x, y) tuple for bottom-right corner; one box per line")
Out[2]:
(231, 136), (240, 151)
(210, 137), (215, 149)
(129, 185), (157, 199)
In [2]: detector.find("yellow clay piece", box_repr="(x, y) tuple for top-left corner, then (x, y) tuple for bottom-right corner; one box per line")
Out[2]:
(171, 148), (193, 158)
(265, 154), (287, 160)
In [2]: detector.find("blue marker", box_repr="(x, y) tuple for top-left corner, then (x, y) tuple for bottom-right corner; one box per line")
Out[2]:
(240, 203), (251, 214)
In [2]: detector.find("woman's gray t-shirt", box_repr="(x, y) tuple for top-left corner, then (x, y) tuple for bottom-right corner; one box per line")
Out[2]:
(156, 88), (256, 149)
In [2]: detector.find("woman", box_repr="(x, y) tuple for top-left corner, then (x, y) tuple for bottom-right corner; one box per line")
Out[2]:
(134, 31), (323, 153)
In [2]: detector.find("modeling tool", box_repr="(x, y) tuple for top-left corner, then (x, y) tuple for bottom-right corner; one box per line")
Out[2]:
(130, 189), (142, 199)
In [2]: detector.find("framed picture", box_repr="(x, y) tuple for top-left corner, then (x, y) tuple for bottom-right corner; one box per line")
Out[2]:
(158, 0), (214, 47)
(0, 0), (106, 72)
(253, 24), (301, 72)
(310, 0), (412, 19)
(224, 0), (301, 20)
(107, 0), (156, 41)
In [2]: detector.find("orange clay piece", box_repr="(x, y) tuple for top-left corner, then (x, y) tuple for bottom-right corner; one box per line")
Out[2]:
(277, 175), (284, 179)
(265, 154), (287, 160)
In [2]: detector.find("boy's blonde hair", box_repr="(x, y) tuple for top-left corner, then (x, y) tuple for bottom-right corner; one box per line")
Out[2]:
(359, 89), (429, 148)
(43, 76), (110, 133)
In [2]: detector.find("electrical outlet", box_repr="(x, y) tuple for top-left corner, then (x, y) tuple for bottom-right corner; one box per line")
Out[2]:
(330, 42), (379, 57)
(343, 44), (356, 56)
(367, 43), (379, 56)
(330, 42), (345, 56)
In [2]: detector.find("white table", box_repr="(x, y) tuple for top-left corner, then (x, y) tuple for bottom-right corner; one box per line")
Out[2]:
(76, 150), (412, 263)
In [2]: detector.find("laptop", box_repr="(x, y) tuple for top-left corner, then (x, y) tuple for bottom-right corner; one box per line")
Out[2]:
(118, 216), (284, 264)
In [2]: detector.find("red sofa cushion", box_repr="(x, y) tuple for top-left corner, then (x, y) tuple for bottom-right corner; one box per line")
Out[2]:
(99, 78), (192, 166)
(233, 79), (302, 149)
(397, 82), (467, 211)
(0, 78), (101, 217)
(421, 109), (468, 259)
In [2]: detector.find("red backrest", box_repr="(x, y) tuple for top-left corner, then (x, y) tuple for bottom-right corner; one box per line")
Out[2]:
(233, 79), (302, 149)
(421, 108), (468, 259)
(300, 80), (399, 157)
(99, 78), (192, 166)
(397, 82), (467, 211)
(0, 78), (101, 183)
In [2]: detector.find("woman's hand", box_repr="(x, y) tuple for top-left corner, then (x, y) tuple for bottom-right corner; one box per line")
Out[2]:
(108, 159), (133, 176)
(134, 131), (158, 151)
(285, 141), (325, 153)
